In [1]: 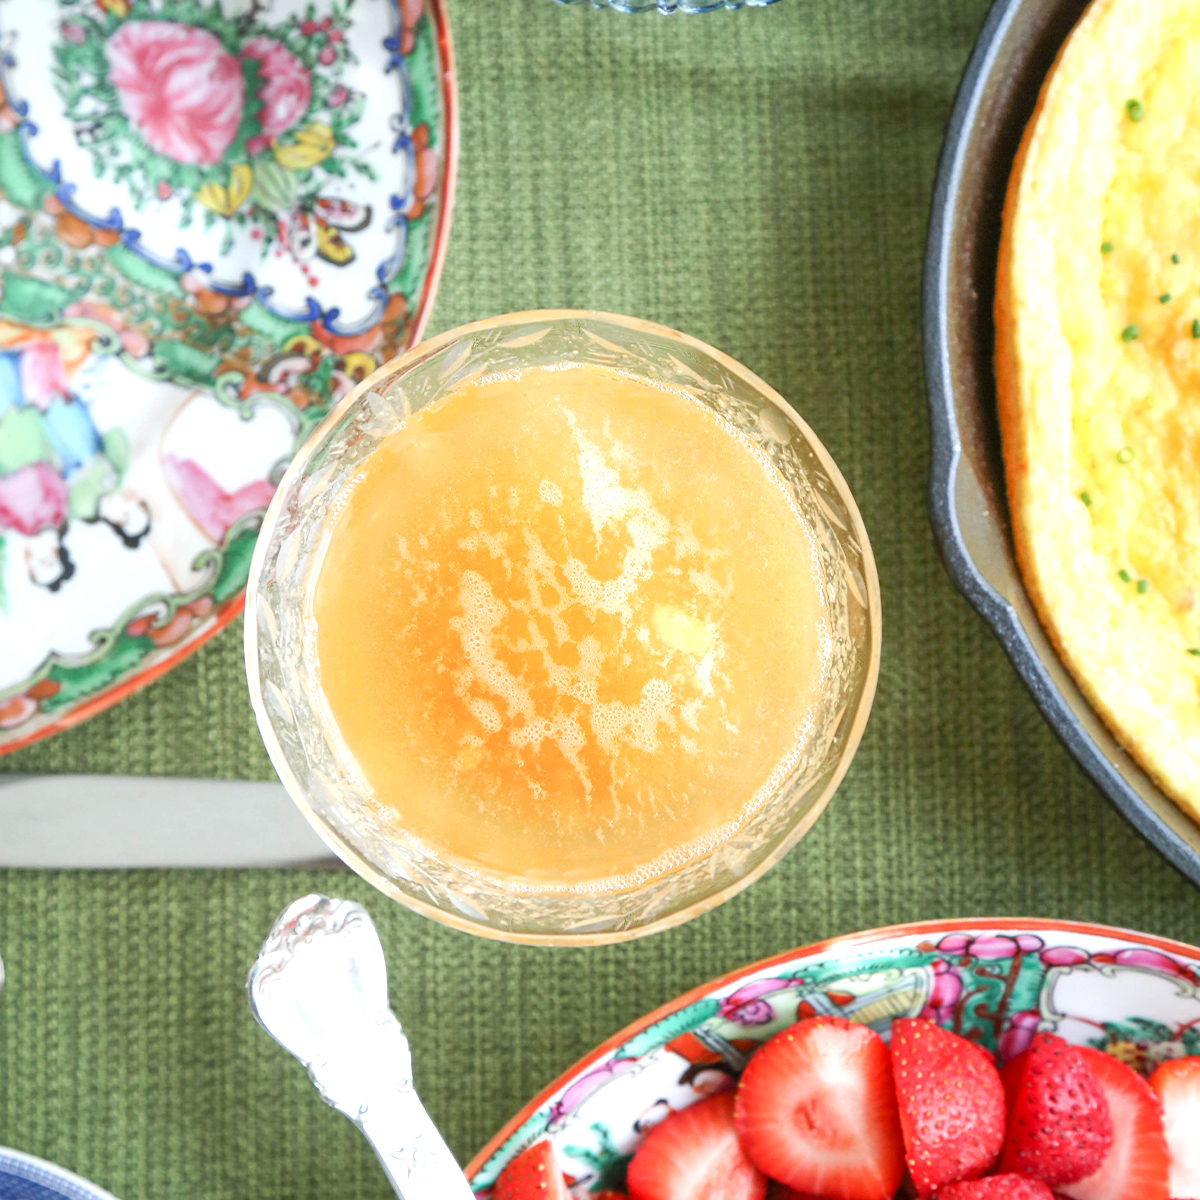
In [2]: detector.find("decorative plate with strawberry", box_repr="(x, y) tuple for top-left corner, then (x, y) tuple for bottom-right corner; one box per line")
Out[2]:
(466, 920), (1200, 1200)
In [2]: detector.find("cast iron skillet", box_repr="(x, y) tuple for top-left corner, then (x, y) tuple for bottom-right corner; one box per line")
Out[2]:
(924, 0), (1200, 885)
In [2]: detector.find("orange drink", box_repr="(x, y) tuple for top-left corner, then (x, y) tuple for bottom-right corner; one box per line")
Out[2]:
(311, 364), (830, 885)
(247, 313), (880, 943)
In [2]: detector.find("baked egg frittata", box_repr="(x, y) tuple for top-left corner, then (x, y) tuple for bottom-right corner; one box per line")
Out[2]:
(997, 0), (1200, 822)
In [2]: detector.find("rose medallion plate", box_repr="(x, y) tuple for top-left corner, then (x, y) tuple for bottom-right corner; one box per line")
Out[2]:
(465, 918), (1200, 1196)
(0, 0), (455, 753)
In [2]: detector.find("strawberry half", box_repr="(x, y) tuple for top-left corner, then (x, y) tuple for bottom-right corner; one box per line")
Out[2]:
(999, 1032), (1113, 1186)
(768, 1186), (829, 1200)
(494, 1140), (570, 1200)
(626, 1092), (767, 1200)
(1149, 1057), (1200, 1200)
(889, 1017), (1005, 1192)
(1000, 1051), (1029, 1115)
(936, 1176), (1055, 1199)
(1055, 1047), (1168, 1200)
(733, 1016), (905, 1200)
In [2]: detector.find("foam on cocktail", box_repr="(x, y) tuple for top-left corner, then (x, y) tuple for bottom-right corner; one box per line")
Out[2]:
(310, 364), (830, 887)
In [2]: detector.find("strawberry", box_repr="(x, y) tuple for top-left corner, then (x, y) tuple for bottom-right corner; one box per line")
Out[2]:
(734, 1016), (905, 1200)
(999, 1032), (1113, 1185)
(936, 1176), (1055, 1199)
(1053, 1048), (1168, 1200)
(889, 1017), (1005, 1192)
(626, 1092), (767, 1200)
(768, 1186), (829, 1200)
(494, 1139), (570, 1200)
(1149, 1057), (1200, 1200)
(1000, 1050), (1028, 1115)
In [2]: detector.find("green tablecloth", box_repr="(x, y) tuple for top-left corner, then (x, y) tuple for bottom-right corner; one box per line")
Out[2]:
(3, 2), (1199, 1197)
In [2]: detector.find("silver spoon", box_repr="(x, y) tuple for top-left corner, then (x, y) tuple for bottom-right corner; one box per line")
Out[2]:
(247, 894), (476, 1200)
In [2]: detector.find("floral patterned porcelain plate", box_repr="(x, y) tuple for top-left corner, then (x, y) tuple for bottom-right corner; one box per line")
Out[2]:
(0, 0), (455, 752)
(465, 918), (1200, 1197)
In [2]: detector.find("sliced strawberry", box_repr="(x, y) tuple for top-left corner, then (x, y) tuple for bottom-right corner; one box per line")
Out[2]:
(734, 1016), (905, 1200)
(626, 1092), (767, 1200)
(1000, 1050), (1028, 1115)
(936, 1175), (1055, 1199)
(1055, 1048), (1168, 1200)
(494, 1140), (570, 1200)
(1149, 1057), (1200, 1200)
(889, 1017), (1005, 1192)
(768, 1185), (829, 1200)
(1000, 1032), (1113, 1186)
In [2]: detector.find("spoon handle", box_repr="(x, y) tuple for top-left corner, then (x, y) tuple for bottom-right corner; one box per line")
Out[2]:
(356, 1069), (476, 1200)
(247, 895), (476, 1200)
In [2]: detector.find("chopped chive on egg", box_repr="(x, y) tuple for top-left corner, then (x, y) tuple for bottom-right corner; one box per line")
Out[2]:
(1126, 98), (1145, 121)
(1080, 491), (1092, 506)
(1121, 324), (1139, 341)
(1116, 446), (1134, 463)
(1119, 569), (1132, 582)
(1189, 648), (1200, 656)
(1137, 579), (1149, 594)
(1160, 293), (1172, 303)
(1173, 253), (1182, 264)
(1101, 241), (1115, 254)
(1193, 319), (1200, 339)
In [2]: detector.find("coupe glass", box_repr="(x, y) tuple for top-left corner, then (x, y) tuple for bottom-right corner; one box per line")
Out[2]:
(245, 311), (880, 945)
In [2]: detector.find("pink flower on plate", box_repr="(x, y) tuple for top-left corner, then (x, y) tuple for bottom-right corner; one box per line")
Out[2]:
(996, 1009), (1041, 1064)
(1111, 947), (1186, 976)
(718, 978), (794, 1026)
(0, 462), (67, 537)
(106, 22), (244, 166)
(18, 339), (69, 410)
(162, 454), (276, 543)
(973, 935), (1023, 960)
(936, 934), (972, 956)
(549, 1059), (638, 1122)
(1040, 945), (1090, 968)
(919, 960), (965, 1024)
(935, 932), (1043, 961)
(241, 37), (311, 156)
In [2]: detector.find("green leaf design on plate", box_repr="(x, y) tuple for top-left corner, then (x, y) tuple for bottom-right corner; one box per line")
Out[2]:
(615, 998), (722, 1059)
(407, 15), (441, 144)
(43, 633), (154, 711)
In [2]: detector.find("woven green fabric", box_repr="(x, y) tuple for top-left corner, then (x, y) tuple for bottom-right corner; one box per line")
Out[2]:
(3, 2), (1199, 1197)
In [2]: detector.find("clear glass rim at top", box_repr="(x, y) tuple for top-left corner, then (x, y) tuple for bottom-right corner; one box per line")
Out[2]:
(245, 310), (882, 945)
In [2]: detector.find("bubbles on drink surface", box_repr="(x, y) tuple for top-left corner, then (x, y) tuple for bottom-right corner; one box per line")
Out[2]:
(311, 365), (830, 884)
(441, 410), (734, 810)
